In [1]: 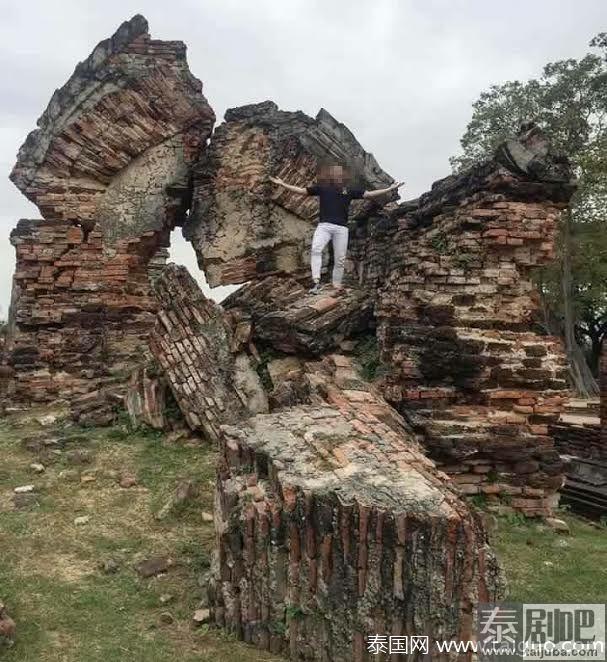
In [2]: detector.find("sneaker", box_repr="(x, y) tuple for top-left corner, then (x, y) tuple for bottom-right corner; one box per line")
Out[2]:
(308, 282), (322, 295)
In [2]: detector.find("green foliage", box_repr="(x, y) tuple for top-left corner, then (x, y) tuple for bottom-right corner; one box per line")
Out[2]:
(492, 513), (607, 602)
(268, 620), (287, 636)
(500, 511), (528, 528)
(352, 335), (389, 381)
(470, 493), (488, 509)
(451, 34), (607, 374)
(486, 469), (499, 484)
(285, 605), (306, 620)
(430, 231), (450, 254)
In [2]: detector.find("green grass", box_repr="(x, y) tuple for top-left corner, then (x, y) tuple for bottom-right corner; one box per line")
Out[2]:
(1, 411), (606, 660)
(491, 512), (607, 602)
(0, 414), (280, 662)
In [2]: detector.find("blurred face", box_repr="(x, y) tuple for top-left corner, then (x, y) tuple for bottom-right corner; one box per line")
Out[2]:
(319, 164), (346, 186)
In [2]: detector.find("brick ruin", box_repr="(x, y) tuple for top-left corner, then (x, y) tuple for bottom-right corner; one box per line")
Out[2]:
(3, 14), (214, 421)
(3, 13), (603, 661)
(374, 136), (575, 517)
(214, 355), (504, 659)
(184, 101), (394, 286)
(5, 220), (168, 424)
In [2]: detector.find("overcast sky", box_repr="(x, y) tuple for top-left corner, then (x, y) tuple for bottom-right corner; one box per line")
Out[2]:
(0, 0), (605, 315)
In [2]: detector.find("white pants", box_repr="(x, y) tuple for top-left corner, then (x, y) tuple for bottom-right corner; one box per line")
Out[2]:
(310, 222), (349, 286)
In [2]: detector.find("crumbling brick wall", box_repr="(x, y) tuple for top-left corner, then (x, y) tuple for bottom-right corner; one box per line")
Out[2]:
(376, 160), (574, 516)
(3, 15), (213, 419)
(2, 219), (168, 421)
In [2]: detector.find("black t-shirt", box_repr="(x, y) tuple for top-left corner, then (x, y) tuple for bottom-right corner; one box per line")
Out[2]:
(306, 184), (365, 227)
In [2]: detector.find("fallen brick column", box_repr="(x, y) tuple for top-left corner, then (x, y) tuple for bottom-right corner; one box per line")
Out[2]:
(376, 126), (575, 516)
(184, 101), (394, 286)
(223, 275), (373, 354)
(211, 356), (505, 660)
(10, 15), (214, 240)
(149, 264), (268, 440)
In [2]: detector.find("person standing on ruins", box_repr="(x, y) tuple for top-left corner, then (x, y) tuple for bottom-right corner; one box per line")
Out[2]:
(269, 164), (403, 294)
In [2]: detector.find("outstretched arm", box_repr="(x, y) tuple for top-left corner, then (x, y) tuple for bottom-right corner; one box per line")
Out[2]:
(269, 176), (309, 196)
(363, 181), (404, 199)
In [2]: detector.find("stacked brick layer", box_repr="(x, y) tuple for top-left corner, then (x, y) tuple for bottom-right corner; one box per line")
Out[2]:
(551, 422), (602, 460)
(376, 165), (574, 516)
(149, 264), (268, 439)
(223, 275), (373, 355)
(2, 219), (166, 421)
(213, 357), (504, 661)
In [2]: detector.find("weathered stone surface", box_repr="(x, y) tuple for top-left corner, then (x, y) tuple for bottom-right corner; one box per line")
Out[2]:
(373, 128), (575, 516)
(149, 264), (268, 439)
(224, 276), (373, 355)
(10, 15), (214, 240)
(212, 356), (505, 660)
(184, 101), (393, 286)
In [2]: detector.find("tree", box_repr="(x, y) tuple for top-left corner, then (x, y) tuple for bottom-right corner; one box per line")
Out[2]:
(451, 35), (607, 396)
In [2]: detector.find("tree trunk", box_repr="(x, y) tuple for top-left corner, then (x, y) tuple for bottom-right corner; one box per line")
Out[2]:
(561, 212), (599, 397)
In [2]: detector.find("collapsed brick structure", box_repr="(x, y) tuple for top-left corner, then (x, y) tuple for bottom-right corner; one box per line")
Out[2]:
(374, 128), (576, 516)
(5, 220), (167, 422)
(149, 264), (268, 439)
(10, 14), (213, 237)
(2, 15), (214, 419)
(223, 276), (373, 354)
(4, 14), (595, 661)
